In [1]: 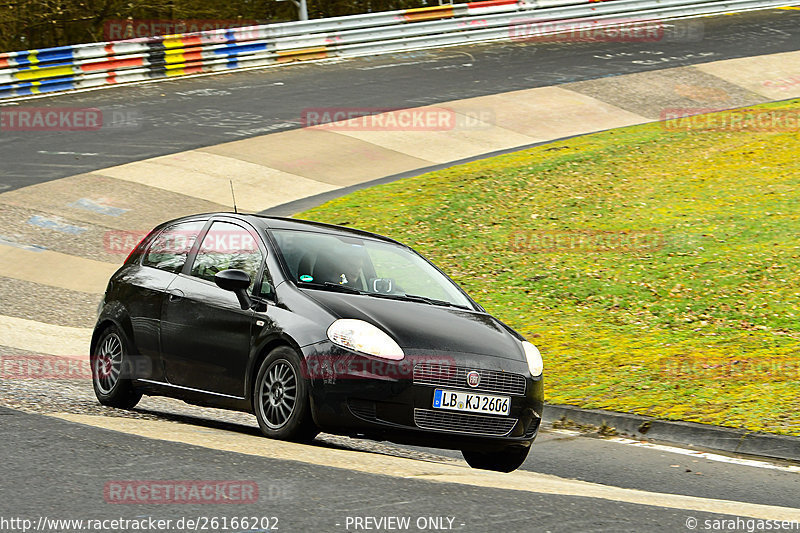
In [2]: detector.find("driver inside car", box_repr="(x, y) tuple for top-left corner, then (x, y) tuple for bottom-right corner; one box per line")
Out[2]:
(311, 249), (367, 291)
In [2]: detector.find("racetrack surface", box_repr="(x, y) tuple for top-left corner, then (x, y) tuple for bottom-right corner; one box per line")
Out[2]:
(1, 8), (800, 190)
(0, 407), (739, 533)
(2, 405), (800, 532)
(1, 7), (800, 532)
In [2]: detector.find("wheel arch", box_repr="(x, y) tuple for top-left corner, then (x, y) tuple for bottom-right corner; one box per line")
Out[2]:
(90, 314), (137, 356)
(245, 334), (305, 403)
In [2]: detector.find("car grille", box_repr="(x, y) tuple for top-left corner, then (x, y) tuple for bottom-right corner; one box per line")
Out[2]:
(413, 363), (526, 396)
(413, 408), (518, 437)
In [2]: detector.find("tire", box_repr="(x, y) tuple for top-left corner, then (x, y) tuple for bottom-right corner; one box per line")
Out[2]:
(462, 446), (530, 473)
(91, 325), (142, 409)
(253, 346), (318, 442)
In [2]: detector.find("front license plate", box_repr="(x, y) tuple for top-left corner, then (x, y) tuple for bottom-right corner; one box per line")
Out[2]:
(432, 389), (510, 416)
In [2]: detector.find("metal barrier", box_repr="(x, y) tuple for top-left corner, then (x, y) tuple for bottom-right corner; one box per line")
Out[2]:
(0, 0), (793, 100)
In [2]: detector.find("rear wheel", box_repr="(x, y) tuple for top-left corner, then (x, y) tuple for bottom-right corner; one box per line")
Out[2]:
(253, 346), (318, 442)
(91, 325), (142, 409)
(462, 446), (530, 473)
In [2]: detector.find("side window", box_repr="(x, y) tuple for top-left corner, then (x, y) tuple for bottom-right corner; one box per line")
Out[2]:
(259, 267), (275, 299)
(190, 221), (263, 290)
(141, 221), (205, 274)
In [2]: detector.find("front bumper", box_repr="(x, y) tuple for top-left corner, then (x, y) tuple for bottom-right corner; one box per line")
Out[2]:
(302, 342), (544, 452)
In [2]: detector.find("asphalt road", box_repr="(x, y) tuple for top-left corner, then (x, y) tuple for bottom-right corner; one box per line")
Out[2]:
(2, 406), (793, 533)
(1, 8), (799, 192)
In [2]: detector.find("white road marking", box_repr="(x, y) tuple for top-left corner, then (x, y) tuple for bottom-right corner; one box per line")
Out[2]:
(37, 151), (100, 156)
(357, 61), (427, 70)
(609, 436), (800, 474)
(549, 429), (800, 473)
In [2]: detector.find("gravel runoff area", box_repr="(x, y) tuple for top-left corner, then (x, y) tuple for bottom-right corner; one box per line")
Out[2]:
(0, 345), (463, 465)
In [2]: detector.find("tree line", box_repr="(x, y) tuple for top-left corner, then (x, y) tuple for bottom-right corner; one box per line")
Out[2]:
(0, 0), (429, 52)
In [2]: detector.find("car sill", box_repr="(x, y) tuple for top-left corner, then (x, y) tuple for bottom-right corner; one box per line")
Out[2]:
(135, 379), (245, 400)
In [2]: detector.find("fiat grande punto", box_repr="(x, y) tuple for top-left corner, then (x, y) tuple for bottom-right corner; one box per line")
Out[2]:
(91, 213), (544, 472)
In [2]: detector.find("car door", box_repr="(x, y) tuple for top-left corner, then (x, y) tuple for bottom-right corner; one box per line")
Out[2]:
(125, 219), (206, 380)
(160, 219), (265, 397)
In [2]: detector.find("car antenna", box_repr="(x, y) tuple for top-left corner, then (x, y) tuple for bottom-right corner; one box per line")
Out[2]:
(230, 180), (238, 214)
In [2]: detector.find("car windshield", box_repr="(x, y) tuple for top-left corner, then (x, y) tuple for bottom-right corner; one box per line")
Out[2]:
(269, 228), (474, 309)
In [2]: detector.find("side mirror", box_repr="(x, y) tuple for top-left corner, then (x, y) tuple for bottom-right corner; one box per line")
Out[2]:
(214, 269), (252, 310)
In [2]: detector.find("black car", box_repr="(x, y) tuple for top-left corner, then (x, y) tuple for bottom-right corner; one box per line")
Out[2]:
(91, 213), (544, 472)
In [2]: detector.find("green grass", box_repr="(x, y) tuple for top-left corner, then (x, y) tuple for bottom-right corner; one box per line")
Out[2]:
(297, 100), (800, 435)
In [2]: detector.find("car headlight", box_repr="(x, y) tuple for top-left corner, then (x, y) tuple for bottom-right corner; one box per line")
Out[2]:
(327, 319), (404, 360)
(522, 341), (543, 377)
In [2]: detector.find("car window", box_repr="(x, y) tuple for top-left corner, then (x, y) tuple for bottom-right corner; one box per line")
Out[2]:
(258, 265), (275, 299)
(270, 229), (473, 308)
(366, 246), (453, 302)
(141, 220), (205, 274)
(190, 221), (263, 290)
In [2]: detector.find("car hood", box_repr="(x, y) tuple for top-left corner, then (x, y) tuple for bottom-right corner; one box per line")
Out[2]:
(303, 290), (525, 362)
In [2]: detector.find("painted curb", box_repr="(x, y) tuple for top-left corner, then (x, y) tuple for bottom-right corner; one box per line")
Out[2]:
(544, 404), (800, 463)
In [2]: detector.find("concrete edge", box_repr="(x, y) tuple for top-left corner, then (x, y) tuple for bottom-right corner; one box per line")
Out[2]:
(544, 404), (800, 464)
(258, 133), (585, 216)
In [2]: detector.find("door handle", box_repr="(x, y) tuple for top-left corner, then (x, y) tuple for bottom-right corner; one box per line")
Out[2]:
(167, 289), (184, 302)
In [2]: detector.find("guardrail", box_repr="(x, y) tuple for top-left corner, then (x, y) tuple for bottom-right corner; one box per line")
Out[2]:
(0, 0), (793, 100)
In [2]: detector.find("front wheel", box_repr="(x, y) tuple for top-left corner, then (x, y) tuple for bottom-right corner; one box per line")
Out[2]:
(91, 325), (142, 409)
(253, 346), (318, 442)
(462, 446), (530, 473)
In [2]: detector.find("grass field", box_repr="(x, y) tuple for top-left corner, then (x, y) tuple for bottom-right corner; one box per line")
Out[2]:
(297, 99), (800, 436)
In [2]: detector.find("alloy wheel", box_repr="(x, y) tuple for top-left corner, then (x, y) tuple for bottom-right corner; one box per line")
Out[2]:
(259, 359), (298, 429)
(94, 333), (122, 394)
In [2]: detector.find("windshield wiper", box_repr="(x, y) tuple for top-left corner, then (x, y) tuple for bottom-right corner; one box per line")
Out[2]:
(366, 292), (469, 309)
(297, 281), (363, 294)
(404, 294), (466, 308)
(298, 281), (466, 307)
(324, 282), (362, 294)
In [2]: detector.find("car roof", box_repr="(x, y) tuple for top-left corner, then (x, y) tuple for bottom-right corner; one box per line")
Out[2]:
(169, 212), (404, 246)
(251, 215), (403, 245)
